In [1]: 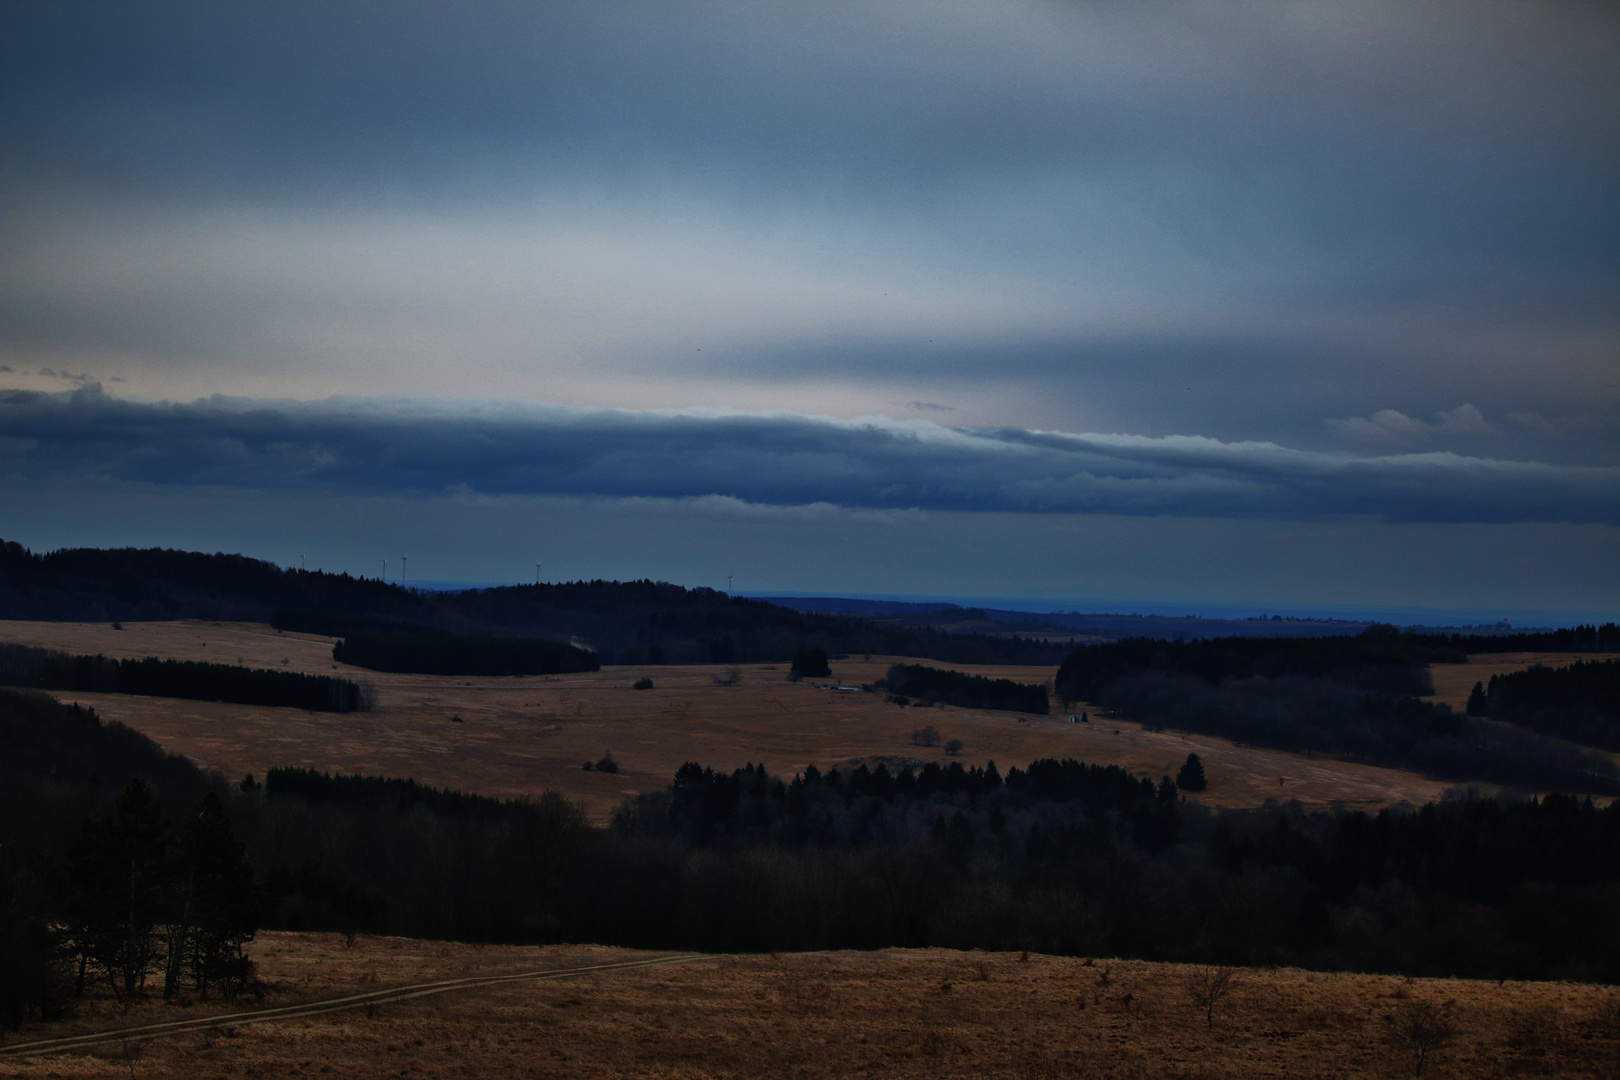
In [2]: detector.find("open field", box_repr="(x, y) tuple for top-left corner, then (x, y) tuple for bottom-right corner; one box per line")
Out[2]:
(0, 620), (1485, 820)
(3, 931), (1618, 1078)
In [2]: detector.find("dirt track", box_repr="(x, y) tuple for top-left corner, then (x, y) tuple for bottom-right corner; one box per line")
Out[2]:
(0, 953), (704, 1058)
(4, 934), (1618, 1078)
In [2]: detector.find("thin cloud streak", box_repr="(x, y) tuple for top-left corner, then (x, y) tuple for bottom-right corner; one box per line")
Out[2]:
(2, 387), (1612, 525)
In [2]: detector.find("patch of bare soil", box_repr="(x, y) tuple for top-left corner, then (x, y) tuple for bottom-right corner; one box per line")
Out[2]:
(3, 932), (1617, 1078)
(0, 621), (1512, 820)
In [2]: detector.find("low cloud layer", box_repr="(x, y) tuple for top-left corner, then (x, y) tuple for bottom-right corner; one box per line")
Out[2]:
(3, 387), (1612, 525)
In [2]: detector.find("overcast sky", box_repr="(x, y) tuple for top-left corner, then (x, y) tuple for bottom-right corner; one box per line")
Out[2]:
(2, 1), (1615, 619)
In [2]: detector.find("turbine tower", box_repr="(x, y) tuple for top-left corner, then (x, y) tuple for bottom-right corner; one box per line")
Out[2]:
(536, 561), (542, 585)
(400, 555), (407, 584)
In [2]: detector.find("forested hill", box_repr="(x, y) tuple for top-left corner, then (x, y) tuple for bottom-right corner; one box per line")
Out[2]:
(0, 541), (1070, 666)
(0, 540), (434, 625)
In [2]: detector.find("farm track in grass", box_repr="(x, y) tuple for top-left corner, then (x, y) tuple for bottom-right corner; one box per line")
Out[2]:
(2, 932), (1618, 1078)
(0, 953), (705, 1058)
(0, 620), (1588, 820)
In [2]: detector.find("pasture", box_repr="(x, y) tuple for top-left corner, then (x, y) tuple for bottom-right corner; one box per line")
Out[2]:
(2, 932), (1616, 1078)
(0, 620), (1587, 822)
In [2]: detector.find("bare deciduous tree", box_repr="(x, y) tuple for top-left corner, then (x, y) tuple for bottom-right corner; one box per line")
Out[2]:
(1183, 965), (1238, 1029)
(1390, 999), (1458, 1077)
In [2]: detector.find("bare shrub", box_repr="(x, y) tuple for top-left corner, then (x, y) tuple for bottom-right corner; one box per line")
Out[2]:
(632, 677), (654, 690)
(1388, 999), (1459, 1077)
(913, 725), (940, 747)
(1183, 965), (1238, 1029)
(944, 738), (964, 755)
(712, 666), (742, 686)
(1506, 1005), (1561, 1059)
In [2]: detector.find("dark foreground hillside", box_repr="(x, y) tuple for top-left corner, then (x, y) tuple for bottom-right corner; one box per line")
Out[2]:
(6, 682), (1620, 1032)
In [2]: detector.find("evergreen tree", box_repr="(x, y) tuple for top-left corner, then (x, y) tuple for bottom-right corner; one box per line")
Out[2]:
(1175, 753), (1208, 792)
(791, 647), (831, 678)
(164, 793), (257, 1000)
(1466, 681), (1488, 716)
(69, 779), (173, 1000)
(0, 844), (66, 1029)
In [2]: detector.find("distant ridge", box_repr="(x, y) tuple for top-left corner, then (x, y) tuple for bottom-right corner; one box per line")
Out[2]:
(756, 596), (1374, 640)
(752, 595), (1573, 638)
(0, 540), (1071, 667)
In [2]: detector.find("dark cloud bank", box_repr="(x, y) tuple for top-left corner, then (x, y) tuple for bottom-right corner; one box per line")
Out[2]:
(4, 387), (1612, 525)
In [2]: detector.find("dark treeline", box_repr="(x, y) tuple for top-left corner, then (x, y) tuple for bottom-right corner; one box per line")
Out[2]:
(8, 682), (1620, 1031)
(1102, 674), (1619, 794)
(0, 540), (1070, 668)
(263, 768), (524, 822)
(1476, 659), (1620, 751)
(882, 663), (1049, 715)
(434, 580), (1071, 667)
(1443, 623), (1619, 654)
(1053, 626), (1444, 704)
(0, 540), (434, 625)
(632, 758), (1178, 855)
(1052, 628), (1620, 795)
(0, 642), (371, 712)
(331, 632), (601, 676)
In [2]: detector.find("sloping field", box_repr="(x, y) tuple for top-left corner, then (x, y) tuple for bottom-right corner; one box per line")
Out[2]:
(2, 932), (1616, 1078)
(3, 620), (1584, 821)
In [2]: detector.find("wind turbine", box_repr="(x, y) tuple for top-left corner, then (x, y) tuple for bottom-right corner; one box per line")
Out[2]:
(535, 561), (542, 585)
(381, 557), (387, 581)
(400, 555), (407, 584)
(727, 574), (734, 594)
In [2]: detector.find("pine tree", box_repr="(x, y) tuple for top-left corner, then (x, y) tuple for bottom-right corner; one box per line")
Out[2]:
(1175, 753), (1208, 792)
(791, 647), (830, 678)
(165, 793), (257, 1000)
(1466, 681), (1488, 716)
(69, 779), (173, 1000)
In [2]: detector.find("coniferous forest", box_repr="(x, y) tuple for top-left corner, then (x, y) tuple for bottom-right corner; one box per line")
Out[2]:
(1053, 629), (1620, 794)
(330, 632), (600, 676)
(0, 643), (371, 712)
(881, 663), (1050, 714)
(1474, 659), (1620, 750)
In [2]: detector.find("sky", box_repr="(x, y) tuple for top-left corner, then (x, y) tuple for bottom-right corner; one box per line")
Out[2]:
(2, 1), (1616, 621)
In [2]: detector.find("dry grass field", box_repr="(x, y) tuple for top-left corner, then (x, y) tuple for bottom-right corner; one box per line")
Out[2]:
(3, 932), (1618, 1078)
(0, 620), (1487, 821)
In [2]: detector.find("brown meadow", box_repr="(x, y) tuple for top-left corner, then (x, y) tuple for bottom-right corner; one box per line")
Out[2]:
(0, 619), (1536, 821)
(3, 933), (1618, 1078)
